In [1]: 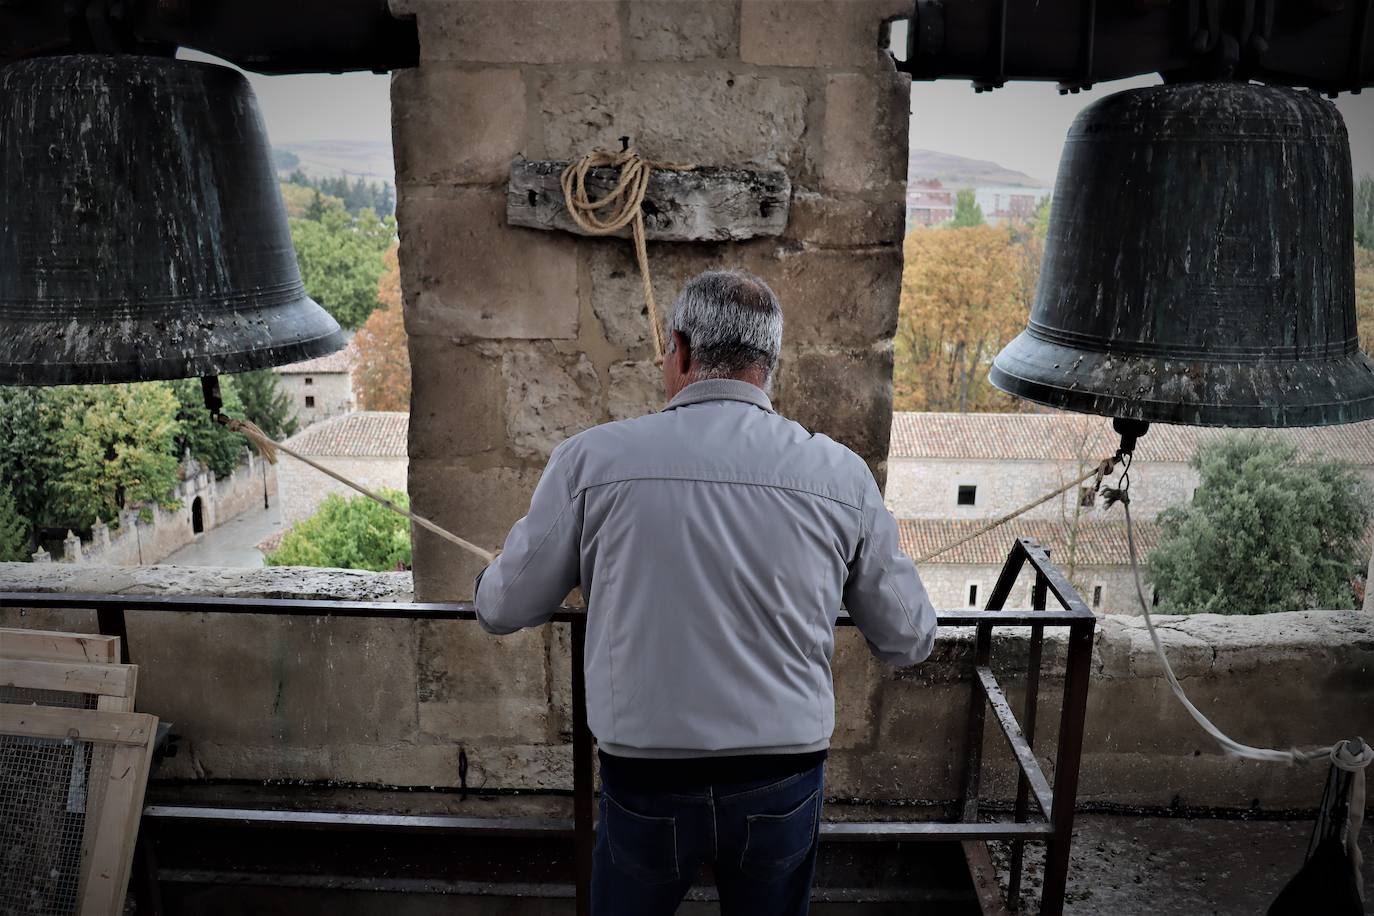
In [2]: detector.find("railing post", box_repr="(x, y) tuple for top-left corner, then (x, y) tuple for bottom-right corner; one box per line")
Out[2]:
(570, 616), (594, 916)
(959, 619), (993, 823)
(97, 605), (131, 663)
(1008, 564), (1049, 907)
(1040, 617), (1094, 916)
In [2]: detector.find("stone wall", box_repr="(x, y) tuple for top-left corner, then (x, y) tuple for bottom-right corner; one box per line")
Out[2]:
(919, 562), (1143, 616)
(36, 454), (275, 566)
(2, 564), (1370, 811)
(279, 454), (409, 525)
(392, 0), (912, 602)
(275, 369), (355, 431)
(886, 456), (1201, 522)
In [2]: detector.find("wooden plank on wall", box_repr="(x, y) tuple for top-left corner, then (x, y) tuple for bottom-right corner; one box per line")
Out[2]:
(506, 159), (791, 242)
(0, 704), (153, 746)
(0, 627), (120, 664)
(75, 715), (157, 916)
(2, 658), (137, 699)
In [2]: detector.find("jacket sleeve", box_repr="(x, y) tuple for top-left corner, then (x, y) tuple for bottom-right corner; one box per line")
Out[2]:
(474, 442), (582, 635)
(843, 475), (938, 667)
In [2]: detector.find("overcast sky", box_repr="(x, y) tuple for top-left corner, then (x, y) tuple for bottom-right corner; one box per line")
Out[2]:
(205, 53), (1374, 188)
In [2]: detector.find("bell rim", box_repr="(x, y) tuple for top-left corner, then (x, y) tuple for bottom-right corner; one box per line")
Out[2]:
(990, 330), (1374, 428)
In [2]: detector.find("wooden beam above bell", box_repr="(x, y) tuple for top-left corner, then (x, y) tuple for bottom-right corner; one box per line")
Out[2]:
(506, 159), (791, 243)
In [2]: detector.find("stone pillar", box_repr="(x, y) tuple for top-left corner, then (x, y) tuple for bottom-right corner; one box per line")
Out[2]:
(92, 517), (111, 552)
(62, 530), (82, 564)
(395, 0), (910, 601)
(31, 546), (50, 563)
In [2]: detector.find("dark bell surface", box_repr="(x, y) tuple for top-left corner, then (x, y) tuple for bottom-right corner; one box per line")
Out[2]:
(991, 81), (1374, 427)
(0, 54), (342, 386)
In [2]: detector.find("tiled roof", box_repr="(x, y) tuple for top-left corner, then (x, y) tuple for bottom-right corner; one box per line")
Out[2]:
(283, 411), (408, 458)
(274, 337), (355, 375)
(889, 412), (1374, 465)
(898, 518), (1161, 567)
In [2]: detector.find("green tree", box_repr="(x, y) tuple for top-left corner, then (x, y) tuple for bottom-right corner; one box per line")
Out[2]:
(0, 485), (29, 561)
(0, 387), (62, 548)
(290, 206), (396, 329)
(950, 189), (985, 228)
(1148, 433), (1372, 614)
(266, 490), (412, 571)
(1356, 175), (1374, 249)
(48, 384), (183, 529)
(233, 369), (299, 441)
(170, 378), (247, 478)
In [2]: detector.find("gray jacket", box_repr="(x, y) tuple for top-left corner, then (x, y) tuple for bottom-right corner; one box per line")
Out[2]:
(475, 379), (937, 758)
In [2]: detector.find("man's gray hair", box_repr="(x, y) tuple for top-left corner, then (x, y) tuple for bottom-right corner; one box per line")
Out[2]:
(666, 270), (784, 383)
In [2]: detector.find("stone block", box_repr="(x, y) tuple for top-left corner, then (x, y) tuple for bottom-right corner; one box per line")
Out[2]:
(417, 620), (550, 742)
(740, 0), (909, 69)
(407, 461), (543, 600)
(774, 345), (894, 470)
(742, 244), (901, 347)
(783, 190), (905, 248)
(830, 628), (880, 751)
(408, 338), (507, 458)
(502, 344), (603, 459)
(627, 0), (740, 61)
(398, 186), (579, 340)
(607, 360), (664, 421)
(588, 240), (712, 357)
(538, 69), (808, 168)
(820, 70), (909, 194)
(392, 66), (527, 185)
(414, 0), (622, 64)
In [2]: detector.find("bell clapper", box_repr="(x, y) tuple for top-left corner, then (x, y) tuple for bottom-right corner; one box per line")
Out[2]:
(201, 375), (225, 424)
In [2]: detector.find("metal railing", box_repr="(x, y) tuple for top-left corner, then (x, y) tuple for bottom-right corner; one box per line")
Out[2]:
(0, 536), (1095, 915)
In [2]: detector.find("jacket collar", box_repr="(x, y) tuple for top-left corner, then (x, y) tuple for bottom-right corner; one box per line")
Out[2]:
(664, 378), (774, 413)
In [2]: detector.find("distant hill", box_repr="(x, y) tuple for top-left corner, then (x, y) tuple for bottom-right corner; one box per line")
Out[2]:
(273, 140), (395, 184)
(908, 149), (1048, 189)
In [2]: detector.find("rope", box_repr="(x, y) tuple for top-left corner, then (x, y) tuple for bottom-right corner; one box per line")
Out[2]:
(916, 456), (1118, 562)
(560, 147), (694, 362)
(222, 416), (496, 564)
(1115, 453), (1370, 769)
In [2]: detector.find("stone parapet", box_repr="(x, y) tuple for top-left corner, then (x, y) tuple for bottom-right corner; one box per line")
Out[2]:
(1, 564), (1368, 811)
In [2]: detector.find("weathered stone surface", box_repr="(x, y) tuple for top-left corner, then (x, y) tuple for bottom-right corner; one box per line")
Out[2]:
(502, 345), (603, 459)
(783, 190), (905, 247)
(588, 240), (708, 356)
(538, 70), (808, 168)
(392, 67), (527, 185)
(627, 0), (739, 61)
(414, 0), (623, 64)
(508, 159), (791, 241)
(743, 244), (901, 347)
(820, 69), (910, 194)
(398, 187), (579, 340)
(406, 462), (543, 601)
(407, 339), (507, 459)
(607, 360), (664, 421)
(775, 345), (894, 471)
(417, 621), (549, 741)
(0, 562), (413, 600)
(740, 0), (909, 69)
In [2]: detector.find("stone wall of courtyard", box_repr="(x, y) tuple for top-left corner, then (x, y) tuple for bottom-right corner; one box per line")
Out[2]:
(3, 563), (1370, 812)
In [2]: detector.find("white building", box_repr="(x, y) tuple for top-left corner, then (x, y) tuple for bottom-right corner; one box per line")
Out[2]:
(887, 412), (1374, 614)
(276, 411), (409, 526)
(274, 338), (356, 430)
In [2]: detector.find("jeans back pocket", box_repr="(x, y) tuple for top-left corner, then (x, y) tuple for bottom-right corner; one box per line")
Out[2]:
(604, 793), (680, 885)
(739, 787), (821, 881)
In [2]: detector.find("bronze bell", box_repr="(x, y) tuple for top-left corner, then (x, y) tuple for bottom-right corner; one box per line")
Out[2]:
(0, 54), (343, 386)
(991, 81), (1374, 427)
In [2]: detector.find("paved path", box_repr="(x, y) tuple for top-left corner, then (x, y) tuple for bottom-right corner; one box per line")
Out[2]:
(162, 501), (284, 568)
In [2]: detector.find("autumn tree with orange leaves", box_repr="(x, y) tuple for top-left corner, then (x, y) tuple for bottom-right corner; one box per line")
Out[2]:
(894, 223), (1033, 413)
(352, 244), (411, 412)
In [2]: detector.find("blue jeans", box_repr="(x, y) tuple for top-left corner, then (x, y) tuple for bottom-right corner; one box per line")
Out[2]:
(592, 760), (825, 916)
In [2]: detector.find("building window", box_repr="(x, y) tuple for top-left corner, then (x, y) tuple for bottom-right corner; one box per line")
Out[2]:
(1092, 585), (1103, 608)
(967, 583), (979, 607)
(957, 485), (977, 506)
(305, 395), (315, 408)
(304, 376), (314, 385)
(1079, 486), (1096, 507)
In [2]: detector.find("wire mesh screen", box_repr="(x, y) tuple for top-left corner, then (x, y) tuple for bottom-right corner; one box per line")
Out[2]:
(0, 731), (111, 916)
(0, 687), (98, 710)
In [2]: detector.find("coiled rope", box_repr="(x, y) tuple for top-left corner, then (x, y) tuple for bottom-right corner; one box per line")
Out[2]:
(559, 146), (694, 361)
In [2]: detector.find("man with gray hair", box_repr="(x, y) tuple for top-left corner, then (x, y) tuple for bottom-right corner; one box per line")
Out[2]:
(476, 269), (936, 915)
